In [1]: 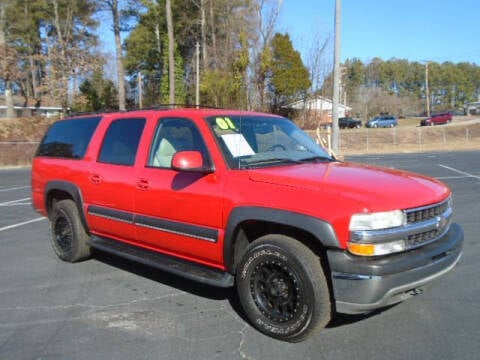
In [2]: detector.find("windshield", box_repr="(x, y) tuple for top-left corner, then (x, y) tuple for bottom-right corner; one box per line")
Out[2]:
(206, 115), (333, 169)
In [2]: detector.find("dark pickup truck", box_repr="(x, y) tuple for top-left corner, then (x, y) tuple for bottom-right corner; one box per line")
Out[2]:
(339, 117), (362, 129)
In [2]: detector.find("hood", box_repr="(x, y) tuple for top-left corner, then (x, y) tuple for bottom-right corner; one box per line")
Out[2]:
(248, 161), (449, 212)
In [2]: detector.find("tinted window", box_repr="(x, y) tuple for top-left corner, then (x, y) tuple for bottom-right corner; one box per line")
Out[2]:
(98, 118), (146, 166)
(36, 117), (101, 159)
(148, 118), (210, 168)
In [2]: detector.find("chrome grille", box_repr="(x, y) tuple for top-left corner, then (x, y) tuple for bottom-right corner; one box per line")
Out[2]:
(404, 198), (452, 249)
(407, 229), (443, 247)
(405, 199), (450, 224)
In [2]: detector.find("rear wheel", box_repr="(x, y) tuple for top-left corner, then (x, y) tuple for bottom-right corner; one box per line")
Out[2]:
(50, 199), (91, 262)
(236, 235), (331, 342)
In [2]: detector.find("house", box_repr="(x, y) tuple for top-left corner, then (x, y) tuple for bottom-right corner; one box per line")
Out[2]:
(0, 105), (63, 118)
(285, 96), (351, 124)
(465, 100), (480, 115)
(0, 95), (63, 118)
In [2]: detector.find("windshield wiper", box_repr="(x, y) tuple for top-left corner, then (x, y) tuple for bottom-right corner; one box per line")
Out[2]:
(298, 155), (334, 163)
(241, 157), (303, 169)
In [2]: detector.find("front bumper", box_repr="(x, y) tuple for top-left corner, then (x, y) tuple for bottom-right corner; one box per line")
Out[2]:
(327, 223), (463, 314)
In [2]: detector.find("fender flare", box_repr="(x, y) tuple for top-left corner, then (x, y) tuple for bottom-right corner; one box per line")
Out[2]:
(223, 206), (340, 273)
(45, 180), (89, 232)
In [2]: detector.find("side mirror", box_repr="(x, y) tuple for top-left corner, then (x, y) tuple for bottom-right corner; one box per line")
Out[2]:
(171, 151), (213, 173)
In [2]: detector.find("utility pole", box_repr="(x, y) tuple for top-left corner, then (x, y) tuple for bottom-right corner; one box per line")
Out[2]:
(425, 62), (431, 117)
(138, 71), (143, 108)
(195, 42), (200, 107)
(331, 0), (341, 155)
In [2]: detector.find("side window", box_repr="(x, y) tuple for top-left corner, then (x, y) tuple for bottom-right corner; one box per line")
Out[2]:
(98, 118), (146, 166)
(36, 117), (101, 159)
(148, 118), (209, 168)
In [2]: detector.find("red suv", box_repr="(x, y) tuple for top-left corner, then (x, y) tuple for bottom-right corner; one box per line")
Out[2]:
(31, 108), (463, 342)
(420, 112), (453, 126)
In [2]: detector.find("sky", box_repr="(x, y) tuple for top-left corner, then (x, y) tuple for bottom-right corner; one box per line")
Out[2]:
(278, 0), (480, 65)
(98, 0), (480, 79)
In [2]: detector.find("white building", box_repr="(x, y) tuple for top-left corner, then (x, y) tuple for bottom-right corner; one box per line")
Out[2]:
(286, 96), (352, 121)
(285, 96), (352, 125)
(0, 105), (63, 119)
(465, 101), (480, 115)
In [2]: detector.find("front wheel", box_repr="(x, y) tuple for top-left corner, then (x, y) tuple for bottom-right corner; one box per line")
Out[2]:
(236, 235), (331, 342)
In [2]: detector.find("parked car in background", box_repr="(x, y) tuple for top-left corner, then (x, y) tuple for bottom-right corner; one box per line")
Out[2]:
(339, 117), (362, 129)
(420, 112), (453, 126)
(365, 115), (398, 128)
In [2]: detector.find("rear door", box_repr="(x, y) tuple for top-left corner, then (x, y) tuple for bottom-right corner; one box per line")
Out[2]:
(84, 116), (146, 242)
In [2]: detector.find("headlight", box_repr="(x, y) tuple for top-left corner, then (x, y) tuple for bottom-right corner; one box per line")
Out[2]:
(349, 210), (406, 231)
(348, 210), (407, 256)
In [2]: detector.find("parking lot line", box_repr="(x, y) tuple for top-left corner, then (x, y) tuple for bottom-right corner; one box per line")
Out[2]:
(0, 217), (46, 233)
(439, 164), (480, 180)
(0, 186), (30, 193)
(0, 197), (31, 206)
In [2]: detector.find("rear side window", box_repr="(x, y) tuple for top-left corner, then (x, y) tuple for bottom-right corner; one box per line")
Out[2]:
(98, 118), (146, 166)
(36, 117), (101, 159)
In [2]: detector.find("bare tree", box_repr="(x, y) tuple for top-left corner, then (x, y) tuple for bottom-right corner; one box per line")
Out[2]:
(306, 32), (330, 94)
(101, 0), (126, 110)
(0, 1), (16, 118)
(251, 0), (282, 110)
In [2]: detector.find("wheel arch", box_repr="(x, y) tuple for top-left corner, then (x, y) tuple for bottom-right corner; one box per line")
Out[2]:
(223, 207), (340, 274)
(45, 181), (89, 233)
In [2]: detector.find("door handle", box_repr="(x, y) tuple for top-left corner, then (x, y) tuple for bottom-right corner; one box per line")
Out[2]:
(89, 174), (103, 184)
(136, 178), (150, 190)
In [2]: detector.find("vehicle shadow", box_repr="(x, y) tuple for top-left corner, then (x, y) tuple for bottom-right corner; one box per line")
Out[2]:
(327, 305), (398, 328)
(91, 249), (395, 329)
(92, 249), (233, 301)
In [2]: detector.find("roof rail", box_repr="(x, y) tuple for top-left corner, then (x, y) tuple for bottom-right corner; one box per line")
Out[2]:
(66, 109), (124, 117)
(67, 104), (224, 117)
(128, 104), (224, 111)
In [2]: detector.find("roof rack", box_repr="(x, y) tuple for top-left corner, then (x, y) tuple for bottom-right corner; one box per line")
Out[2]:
(67, 104), (224, 117)
(66, 109), (124, 117)
(128, 104), (224, 111)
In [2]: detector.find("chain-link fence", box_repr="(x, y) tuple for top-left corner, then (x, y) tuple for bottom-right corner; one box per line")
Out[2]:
(307, 124), (480, 155)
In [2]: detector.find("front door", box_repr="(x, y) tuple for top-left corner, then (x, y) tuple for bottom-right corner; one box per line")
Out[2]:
(135, 117), (225, 267)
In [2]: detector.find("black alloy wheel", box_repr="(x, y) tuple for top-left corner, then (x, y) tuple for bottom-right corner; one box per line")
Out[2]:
(236, 235), (331, 342)
(50, 199), (91, 262)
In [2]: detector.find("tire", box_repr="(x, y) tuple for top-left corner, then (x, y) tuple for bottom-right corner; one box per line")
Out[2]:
(50, 199), (91, 262)
(236, 235), (331, 342)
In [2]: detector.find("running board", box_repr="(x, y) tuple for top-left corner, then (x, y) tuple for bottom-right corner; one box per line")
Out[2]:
(88, 236), (234, 288)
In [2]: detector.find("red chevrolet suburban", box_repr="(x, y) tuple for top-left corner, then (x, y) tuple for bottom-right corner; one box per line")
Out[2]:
(31, 108), (463, 342)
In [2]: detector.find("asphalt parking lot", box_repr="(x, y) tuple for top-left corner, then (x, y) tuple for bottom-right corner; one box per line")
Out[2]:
(0, 150), (479, 360)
